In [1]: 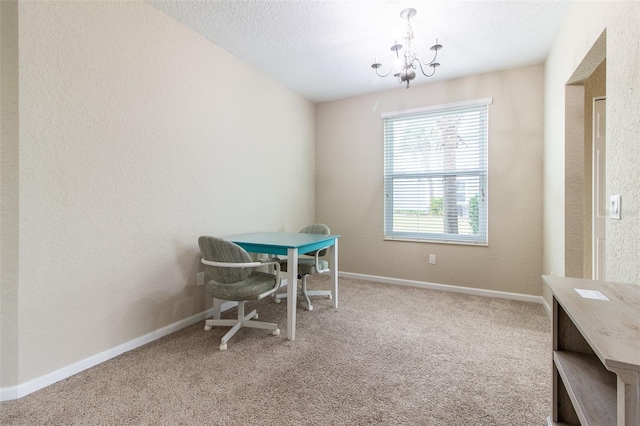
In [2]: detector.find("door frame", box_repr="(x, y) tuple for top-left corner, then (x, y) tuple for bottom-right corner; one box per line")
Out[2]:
(592, 96), (606, 280)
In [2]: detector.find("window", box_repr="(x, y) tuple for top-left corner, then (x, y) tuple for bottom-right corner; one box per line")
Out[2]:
(383, 98), (491, 245)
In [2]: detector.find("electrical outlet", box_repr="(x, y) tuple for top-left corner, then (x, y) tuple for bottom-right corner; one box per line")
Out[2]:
(197, 272), (205, 286)
(429, 254), (436, 265)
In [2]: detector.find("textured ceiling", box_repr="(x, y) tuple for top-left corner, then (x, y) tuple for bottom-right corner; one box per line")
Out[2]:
(148, 0), (571, 103)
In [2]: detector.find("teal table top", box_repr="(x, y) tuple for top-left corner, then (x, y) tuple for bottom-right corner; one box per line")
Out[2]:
(227, 232), (340, 256)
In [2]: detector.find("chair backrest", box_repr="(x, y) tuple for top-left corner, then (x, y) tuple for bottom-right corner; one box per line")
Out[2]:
(300, 223), (330, 257)
(198, 236), (253, 284)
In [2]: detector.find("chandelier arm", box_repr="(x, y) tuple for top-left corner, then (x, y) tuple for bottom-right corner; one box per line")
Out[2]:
(421, 47), (439, 67)
(375, 67), (395, 78)
(416, 60), (436, 77)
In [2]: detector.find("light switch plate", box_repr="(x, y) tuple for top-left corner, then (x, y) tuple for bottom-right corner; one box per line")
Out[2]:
(610, 195), (621, 219)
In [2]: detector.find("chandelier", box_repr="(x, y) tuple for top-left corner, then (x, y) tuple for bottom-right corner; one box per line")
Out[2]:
(371, 8), (443, 88)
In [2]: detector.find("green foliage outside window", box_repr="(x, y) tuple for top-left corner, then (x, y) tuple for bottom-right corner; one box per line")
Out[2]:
(468, 194), (479, 234)
(430, 197), (444, 215)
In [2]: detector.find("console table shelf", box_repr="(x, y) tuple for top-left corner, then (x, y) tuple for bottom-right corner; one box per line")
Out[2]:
(553, 351), (617, 424)
(543, 275), (640, 426)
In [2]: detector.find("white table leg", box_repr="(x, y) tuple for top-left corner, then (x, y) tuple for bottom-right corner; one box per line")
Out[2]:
(329, 239), (338, 308)
(287, 247), (298, 340)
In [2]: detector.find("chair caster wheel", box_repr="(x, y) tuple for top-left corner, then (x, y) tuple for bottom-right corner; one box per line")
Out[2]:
(328, 295), (333, 300)
(254, 314), (258, 320)
(219, 343), (227, 351)
(204, 325), (212, 331)
(274, 298), (281, 303)
(272, 328), (280, 336)
(307, 305), (314, 311)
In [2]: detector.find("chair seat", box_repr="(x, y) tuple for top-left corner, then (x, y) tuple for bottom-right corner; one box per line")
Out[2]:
(206, 271), (277, 301)
(281, 258), (329, 275)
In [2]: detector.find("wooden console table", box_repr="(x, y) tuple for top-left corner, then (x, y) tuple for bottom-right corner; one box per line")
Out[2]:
(543, 275), (640, 425)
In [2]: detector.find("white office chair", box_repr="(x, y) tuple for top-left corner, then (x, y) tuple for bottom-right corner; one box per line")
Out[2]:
(198, 236), (281, 351)
(274, 224), (332, 311)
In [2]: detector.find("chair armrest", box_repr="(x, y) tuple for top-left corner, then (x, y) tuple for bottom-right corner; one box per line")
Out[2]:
(257, 260), (281, 299)
(314, 250), (330, 274)
(201, 258), (282, 300)
(201, 259), (263, 268)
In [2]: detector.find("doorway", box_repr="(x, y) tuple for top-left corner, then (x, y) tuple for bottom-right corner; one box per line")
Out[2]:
(564, 31), (606, 279)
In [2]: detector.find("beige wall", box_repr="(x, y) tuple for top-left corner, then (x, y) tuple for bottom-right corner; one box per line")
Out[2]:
(543, 2), (640, 303)
(1, 0), (314, 390)
(316, 65), (544, 296)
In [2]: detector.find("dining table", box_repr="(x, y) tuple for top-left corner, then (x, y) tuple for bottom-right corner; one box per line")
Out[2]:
(225, 231), (340, 340)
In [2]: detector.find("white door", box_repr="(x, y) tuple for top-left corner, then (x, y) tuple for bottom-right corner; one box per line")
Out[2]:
(592, 98), (606, 280)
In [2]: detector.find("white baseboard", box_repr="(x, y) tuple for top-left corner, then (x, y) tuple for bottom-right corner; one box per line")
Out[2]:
(1, 278), (290, 401)
(339, 271), (545, 305)
(540, 297), (552, 317)
(1, 306), (219, 401)
(1, 275), (544, 401)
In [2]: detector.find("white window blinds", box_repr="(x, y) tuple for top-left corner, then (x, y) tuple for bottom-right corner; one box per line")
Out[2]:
(382, 98), (491, 244)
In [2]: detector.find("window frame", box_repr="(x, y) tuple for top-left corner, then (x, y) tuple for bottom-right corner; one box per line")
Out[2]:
(382, 98), (492, 245)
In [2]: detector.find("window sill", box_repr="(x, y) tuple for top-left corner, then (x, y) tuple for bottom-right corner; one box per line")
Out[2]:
(383, 237), (488, 247)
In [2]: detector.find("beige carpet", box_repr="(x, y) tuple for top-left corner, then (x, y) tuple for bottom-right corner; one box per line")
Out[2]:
(1, 276), (551, 425)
